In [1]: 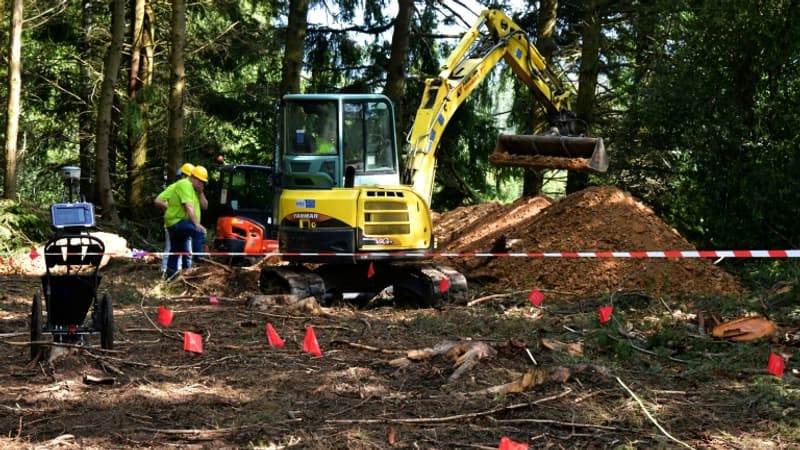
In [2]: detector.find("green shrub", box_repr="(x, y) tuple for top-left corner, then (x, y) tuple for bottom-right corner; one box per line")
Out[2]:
(0, 200), (51, 253)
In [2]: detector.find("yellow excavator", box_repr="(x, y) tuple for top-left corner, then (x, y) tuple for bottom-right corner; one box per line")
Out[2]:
(252, 9), (607, 305)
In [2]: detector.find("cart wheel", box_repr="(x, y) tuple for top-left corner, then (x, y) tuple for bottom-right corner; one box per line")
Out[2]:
(100, 293), (114, 350)
(30, 294), (43, 360)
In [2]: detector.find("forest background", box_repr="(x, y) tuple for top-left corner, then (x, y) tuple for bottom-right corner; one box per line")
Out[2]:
(0, 0), (798, 271)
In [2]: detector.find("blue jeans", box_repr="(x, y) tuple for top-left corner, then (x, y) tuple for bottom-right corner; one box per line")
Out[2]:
(161, 228), (191, 273)
(166, 220), (205, 278)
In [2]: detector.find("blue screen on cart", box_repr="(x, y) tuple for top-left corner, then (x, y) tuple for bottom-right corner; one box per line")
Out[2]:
(51, 203), (95, 229)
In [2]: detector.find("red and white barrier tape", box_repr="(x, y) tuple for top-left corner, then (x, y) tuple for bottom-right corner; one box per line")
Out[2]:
(25, 249), (800, 259)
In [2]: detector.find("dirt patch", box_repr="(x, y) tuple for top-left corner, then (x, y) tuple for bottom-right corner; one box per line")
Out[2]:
(435, 186), (744, 298)
(1, 187), (796, 449)
(1, 260), (796, 449)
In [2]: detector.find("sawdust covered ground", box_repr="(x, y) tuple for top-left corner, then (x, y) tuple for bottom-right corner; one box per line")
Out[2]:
(0, 186), (797, 449)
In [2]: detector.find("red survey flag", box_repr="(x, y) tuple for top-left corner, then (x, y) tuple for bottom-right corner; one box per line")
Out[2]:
(209, 296), (219, 305)
(528, 289), (544, 306)
(29, 247), (39, 260)
(266, 323), (285, 348)
(767, 353), (785, 378)
(158, 306), (173, 327)
(303, 325), (322, 357)
(498, 436), (528, 450)
(599, 305), (613, 324)
(439, 277), (451, 293)
(183, 331), (203, 354)
(367, 262), (375, 278)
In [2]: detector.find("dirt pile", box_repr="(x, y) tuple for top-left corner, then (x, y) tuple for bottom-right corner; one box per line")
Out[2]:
(433, 196), (553, 251)
(434, 186), (744, 298)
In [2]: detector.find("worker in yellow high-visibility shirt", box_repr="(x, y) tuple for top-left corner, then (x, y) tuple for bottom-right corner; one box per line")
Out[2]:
(314, 117), (337, 155)
(155, 165), (209, 280)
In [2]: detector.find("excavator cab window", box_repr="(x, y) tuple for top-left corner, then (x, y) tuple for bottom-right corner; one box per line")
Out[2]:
(286, 101), (337, 155)
(280, 95), (400, 189)
(342, 100), (397, 181)
(282, 99), (340, 189)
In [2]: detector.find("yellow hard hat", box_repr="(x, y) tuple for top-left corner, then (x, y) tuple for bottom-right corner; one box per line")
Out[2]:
(180, 163), (195, 176)
(192, 165), (208, 183)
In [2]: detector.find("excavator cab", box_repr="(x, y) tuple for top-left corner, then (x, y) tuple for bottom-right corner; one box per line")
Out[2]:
(212, 164), (278, 264)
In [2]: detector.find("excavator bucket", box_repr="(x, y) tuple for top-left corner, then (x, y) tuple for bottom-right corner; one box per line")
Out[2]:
(489, 134), (608, 173)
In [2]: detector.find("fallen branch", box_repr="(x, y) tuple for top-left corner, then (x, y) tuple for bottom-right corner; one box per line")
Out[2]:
(0, 332), (27, 338)
(466, 288), (578, 307)
(616, 376), (695, 450)
(389, 340), (498, 380)
(3, 339), (122, 354)
(467, 290), (528, 307)
(330, 340), (407, 354)
(326, 388), (572, 425)
(464, 364), (610, 397)
(490, 417), (619, 432)
(249, 310), (312, 321)
(138, 422), (297, 437)
(82, 351), (238, 371)
(193, 257), (233, 272)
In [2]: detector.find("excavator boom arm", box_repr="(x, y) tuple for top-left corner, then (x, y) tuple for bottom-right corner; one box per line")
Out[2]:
(404, 9), (605, 205)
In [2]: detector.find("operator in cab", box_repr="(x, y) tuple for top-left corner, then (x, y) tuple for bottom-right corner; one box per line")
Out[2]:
(314, 116), (337, 155)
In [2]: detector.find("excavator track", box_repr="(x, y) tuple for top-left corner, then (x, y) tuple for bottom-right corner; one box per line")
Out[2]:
(259, 262), (468, 308)
(412, 264), (468, 306)
(259, 266), (327, 300)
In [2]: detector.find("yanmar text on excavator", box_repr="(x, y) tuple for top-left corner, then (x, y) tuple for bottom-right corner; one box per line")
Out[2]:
(214, 9), (608, 306)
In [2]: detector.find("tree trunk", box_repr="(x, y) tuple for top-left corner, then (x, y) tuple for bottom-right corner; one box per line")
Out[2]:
(167, 0), (186, 177)
(567, 0), (601, 195)
(522, 0), (559, 197)
(79, 0), (95, 202)
(94, 0), (125, 222)
(279, 0), (309, 95)
(383, 0), (413, 138)
(127, 0), (153, 216)
(3, 0), (22, 200)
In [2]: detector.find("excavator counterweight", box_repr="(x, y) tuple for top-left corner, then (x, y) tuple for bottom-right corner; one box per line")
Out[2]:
(489, 134), (608, 172)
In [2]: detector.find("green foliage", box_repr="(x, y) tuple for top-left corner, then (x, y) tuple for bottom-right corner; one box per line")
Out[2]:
(611, 0), (800, 249)
(0, 200), (51, 253)
(726, 260), (800, 292)
(431, 101), (503, 210)
(6, 0), (800, 254)
(184, 0), (282, 166)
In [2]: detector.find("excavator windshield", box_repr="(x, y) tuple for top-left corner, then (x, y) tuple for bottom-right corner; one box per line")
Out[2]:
(280, 94), (400, 189)
(342, 101), (397, 176)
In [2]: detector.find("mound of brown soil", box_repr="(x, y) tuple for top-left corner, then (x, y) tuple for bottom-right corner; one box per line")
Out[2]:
(434, 186), (744, 298)
(433, 196), (553, 251)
